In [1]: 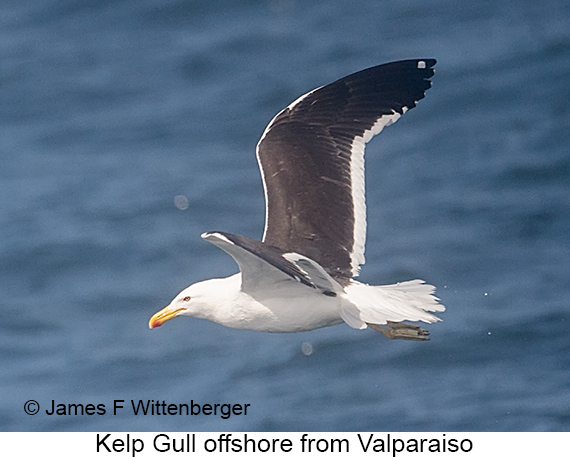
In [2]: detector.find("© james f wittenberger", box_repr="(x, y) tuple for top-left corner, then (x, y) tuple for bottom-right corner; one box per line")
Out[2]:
(40, 399), (250, 419)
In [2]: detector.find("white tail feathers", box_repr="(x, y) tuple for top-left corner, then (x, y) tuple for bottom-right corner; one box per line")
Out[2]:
(340, 280), (445, 330)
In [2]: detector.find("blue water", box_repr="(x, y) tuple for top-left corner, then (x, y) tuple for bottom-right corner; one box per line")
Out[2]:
(2, 0), (570, 432)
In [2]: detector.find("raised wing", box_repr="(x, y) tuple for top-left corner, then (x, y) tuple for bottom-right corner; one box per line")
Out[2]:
(256, 59), (436, 283)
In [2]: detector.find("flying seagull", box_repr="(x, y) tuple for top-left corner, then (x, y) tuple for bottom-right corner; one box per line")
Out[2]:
(149, 59), (444, 340)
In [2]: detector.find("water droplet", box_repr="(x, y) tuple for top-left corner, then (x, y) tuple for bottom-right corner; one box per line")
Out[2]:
(301, 342), (313, 356)
(174, 195), (189, 210)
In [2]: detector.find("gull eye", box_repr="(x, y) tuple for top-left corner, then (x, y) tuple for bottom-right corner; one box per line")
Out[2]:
(182, 296), (191, 302)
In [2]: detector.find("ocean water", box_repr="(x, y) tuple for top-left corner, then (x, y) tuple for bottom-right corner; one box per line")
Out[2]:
(1, 0), (569, 432)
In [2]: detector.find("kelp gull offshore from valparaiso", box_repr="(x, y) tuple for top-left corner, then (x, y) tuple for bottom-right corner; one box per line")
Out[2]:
(149, 59), (445, 340)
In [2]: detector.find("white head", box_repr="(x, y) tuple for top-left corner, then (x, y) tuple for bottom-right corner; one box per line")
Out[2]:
(148, 276), (239, 329)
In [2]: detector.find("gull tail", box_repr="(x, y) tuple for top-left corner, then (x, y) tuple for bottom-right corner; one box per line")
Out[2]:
(340, 279), (445, 340)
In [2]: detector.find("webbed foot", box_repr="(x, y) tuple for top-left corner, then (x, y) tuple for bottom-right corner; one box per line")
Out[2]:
(367, 321), (430, 341)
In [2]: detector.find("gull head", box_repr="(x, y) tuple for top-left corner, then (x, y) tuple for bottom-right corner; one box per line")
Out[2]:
(148, 276), (239, 329)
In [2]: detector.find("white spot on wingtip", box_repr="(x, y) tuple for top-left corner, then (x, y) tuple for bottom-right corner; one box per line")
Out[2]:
(417, 61), (426, 69)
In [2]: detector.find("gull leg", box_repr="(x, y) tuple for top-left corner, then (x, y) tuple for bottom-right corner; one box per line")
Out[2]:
(367, 321), (430, 341)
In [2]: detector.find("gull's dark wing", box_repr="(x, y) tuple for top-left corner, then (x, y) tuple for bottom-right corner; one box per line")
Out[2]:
(256, 59), (436, 282)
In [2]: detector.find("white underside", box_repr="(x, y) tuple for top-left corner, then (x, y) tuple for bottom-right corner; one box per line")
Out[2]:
(221, 274), (343, 333)
(199, 273), (444, 333)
